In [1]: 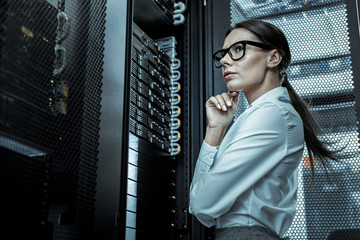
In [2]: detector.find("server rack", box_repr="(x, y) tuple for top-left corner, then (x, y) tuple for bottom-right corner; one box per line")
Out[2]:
(1, 0), (105, 239)
(95, 0), (206, 239)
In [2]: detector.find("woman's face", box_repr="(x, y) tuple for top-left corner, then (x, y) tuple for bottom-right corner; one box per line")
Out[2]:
(220, 28), (271, 94)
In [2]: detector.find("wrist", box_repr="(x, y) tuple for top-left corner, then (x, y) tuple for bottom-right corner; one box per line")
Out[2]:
(207, 120), (230, 129)
(204, 125), (227, 146)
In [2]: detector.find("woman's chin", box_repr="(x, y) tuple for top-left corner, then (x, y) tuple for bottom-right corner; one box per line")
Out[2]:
(226, 84), (242, 93)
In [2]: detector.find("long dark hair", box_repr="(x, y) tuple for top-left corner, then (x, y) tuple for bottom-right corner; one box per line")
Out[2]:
(226, 19), (338, 182)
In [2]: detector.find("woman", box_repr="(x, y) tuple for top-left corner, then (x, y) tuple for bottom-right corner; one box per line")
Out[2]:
(189, 19), (337, 240)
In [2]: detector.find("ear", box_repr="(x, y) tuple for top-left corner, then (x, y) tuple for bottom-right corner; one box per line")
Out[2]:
(267, 49), (282, 69)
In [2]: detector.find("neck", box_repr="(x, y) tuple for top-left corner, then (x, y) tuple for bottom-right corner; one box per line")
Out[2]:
(244, 70), (280, 105)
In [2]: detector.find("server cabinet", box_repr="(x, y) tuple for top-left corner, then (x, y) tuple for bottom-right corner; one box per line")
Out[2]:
(95, 0), (205, 240)
(1, 0), (106, 239)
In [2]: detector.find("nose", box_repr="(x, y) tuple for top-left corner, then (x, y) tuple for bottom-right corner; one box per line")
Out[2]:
(219, 52), (232, 67)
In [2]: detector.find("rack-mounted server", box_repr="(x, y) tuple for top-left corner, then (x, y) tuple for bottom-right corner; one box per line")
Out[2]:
(129, 22), (182, 155)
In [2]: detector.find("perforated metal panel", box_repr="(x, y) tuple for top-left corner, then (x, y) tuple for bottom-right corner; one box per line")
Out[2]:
(231, 0), (360, 239)
(0, 0), (106, 239)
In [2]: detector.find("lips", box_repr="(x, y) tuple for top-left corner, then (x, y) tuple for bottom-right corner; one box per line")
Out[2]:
(224, 71), (236, 79)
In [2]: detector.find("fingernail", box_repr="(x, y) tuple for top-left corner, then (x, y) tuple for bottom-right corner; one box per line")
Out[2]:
(226, 101), (231, 106)
(222, 105), (227, 111)
(217, 104), (221, 109)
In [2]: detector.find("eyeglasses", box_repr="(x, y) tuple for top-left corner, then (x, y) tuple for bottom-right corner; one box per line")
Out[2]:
(213, 40), (273, 68)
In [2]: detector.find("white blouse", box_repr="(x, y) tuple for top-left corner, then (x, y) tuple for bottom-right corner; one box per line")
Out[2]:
(189, 87), (305, 236)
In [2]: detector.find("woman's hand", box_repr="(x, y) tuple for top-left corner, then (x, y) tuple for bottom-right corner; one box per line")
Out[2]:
(205, 92), (239, 129)
(204, 92), (239, 146)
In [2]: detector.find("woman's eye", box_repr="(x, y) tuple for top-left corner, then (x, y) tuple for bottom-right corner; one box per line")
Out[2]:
(235, 46), (243, 52)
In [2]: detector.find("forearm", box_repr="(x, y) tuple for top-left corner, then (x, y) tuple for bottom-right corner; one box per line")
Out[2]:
(204, 125), (227, 146)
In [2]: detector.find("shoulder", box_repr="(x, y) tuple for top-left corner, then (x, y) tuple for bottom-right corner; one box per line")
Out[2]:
(241, 100), (289, 130)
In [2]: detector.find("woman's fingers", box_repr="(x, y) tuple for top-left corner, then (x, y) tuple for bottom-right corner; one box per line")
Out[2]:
(231, 91), (239, 106)
(216, 94), (228, 111)
(205, 92), (239, 128)
(208, 92), (238, 112)
(229, 91), (239, 105)
(208, 96), (221, 110)
(229, 91), (238, 97)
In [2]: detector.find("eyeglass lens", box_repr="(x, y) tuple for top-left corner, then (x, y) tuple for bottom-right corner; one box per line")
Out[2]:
(214, 42), (245, 68)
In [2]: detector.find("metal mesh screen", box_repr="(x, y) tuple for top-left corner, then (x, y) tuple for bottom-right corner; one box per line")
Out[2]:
(0, 0), (106, 239)
(231, 0), (360, 239)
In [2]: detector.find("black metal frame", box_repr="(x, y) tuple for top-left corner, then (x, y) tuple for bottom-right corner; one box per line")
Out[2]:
(186, 0), (206, 239)
(93, 0), (132, 239)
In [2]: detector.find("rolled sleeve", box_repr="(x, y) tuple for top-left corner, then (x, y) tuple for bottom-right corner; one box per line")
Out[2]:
(188, 141), (218, 224)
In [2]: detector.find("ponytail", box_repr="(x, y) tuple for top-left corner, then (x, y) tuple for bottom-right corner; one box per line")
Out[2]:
(281, 73), (338, 183)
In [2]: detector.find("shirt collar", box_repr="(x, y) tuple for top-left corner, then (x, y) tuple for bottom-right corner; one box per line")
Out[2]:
(247, 87), (290, 109)
(233, 87), (290, 122)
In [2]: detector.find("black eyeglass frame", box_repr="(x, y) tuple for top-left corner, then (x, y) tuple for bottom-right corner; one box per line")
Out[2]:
(213, 40), (274, 68)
